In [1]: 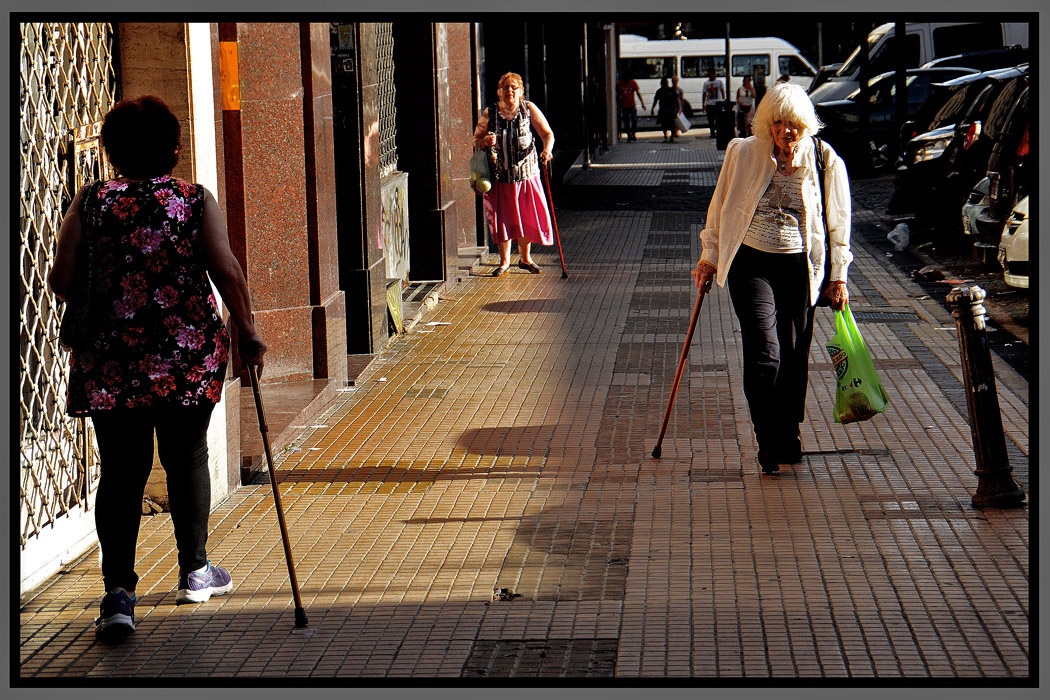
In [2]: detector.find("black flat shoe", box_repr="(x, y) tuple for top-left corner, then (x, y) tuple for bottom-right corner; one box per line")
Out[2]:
(517, 261), (542, 274)
(776, 436), (803, 465)
(492, 265), (509, 277)
(758, 450), (780, 475)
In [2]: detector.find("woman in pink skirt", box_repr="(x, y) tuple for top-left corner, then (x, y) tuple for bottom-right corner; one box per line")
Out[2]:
(472, 72), (556, 276)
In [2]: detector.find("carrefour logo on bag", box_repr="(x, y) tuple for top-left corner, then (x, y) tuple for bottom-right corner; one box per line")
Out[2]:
(826, 344), (848, 380)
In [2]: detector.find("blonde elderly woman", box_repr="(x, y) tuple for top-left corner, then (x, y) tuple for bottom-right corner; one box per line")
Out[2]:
(473, 72), (556, 276)
(691, 81), (853, 475)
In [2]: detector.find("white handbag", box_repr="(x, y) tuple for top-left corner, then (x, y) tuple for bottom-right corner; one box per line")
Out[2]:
(674, 111), (691, 133)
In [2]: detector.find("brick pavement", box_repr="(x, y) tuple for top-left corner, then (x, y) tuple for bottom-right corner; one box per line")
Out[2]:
(18, 130), (1031, 682)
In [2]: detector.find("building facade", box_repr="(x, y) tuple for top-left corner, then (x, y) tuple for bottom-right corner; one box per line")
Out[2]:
(18, 18), (611, 595)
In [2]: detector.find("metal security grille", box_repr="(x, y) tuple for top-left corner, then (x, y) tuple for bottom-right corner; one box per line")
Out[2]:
(374, 22), (398, 177)
(19, 22), (117, 548)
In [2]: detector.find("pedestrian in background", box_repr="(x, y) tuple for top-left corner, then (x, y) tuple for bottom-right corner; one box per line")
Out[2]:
(616, 70), (645, 142)
(691, 81), (853, 475)
(651, 77), (681, 143)
(736, 75), (757, 137)
(671, 75), (690, 139)
(473, 71), (556, 276)
(49, 95), (267, 642)
(701, 68), (725, 139)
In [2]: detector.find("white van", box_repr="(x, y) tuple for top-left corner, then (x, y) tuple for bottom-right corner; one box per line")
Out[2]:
(618, 34), (817, 127)
(809, 21), (1029, 103)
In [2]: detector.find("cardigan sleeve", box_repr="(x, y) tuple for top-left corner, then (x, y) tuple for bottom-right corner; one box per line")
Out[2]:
(822, 144), (854, 282)
(699, 139), (740, 269)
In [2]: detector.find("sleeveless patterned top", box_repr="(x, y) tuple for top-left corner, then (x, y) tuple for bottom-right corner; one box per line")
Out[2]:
(66, 176), (230, 416)
(488, 100), (539, 183)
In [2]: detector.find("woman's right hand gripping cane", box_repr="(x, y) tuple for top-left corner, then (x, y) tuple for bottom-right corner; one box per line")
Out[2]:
(691, 259), (716, 294)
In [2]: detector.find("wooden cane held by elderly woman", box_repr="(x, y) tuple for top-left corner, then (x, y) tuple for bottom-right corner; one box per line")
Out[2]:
(541, 161), (568, 279)
(652, 283), (709, 459)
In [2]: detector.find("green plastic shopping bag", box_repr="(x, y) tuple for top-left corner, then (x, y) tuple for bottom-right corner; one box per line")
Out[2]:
(825, 304), (889, 424)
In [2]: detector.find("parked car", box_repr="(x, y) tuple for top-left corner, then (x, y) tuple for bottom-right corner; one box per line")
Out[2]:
(888, 64), (1027, 226)
(998, 196), (1029, 289)
(961, 177), (991, 240)
(808, 62), (841, 92)
(920, 45), (1029, 72)
(813, 66), (976, 171)
(897, 64), (1027, 149)
(940, 66), (1028, 239)
(808, 21), (1029, 104)
(972, 102), (1029, 250)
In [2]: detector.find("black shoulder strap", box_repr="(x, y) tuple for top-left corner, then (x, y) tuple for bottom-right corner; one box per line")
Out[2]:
(488, 102), (499, 134)
(813, 137), (828, 210)
(78, 180), (101, 237)
(813, 136), (833, 294)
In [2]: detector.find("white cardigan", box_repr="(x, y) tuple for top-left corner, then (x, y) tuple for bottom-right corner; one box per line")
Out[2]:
(699, 135), (853, 306)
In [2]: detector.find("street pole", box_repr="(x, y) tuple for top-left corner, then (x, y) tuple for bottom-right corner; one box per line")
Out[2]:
(946, 286), (1026, 508)
(582, 22), (591, 169)
(894, 21), (908, 140)
(817, 23), (823, 66)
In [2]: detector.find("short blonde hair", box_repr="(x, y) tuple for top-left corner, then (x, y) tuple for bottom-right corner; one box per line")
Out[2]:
(750, 81), (823, 141)
(498, 72), (524, 90)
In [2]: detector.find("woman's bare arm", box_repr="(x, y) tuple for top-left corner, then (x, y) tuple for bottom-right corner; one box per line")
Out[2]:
(528, 102), (555, 164)
(48, 186), (87, 301)
(199, 190), (267, 369)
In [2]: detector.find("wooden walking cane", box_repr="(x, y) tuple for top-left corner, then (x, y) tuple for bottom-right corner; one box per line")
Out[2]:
(248, 363), (309, 628)
(541, 161), (569, 279)
(652, 283), (710, 458)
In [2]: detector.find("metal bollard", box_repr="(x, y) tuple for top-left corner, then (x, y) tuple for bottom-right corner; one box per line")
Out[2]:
(946, 286), (1026, 508)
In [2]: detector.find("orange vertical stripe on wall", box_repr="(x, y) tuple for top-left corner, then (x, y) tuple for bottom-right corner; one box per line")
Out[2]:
(219, 41), (240, 111)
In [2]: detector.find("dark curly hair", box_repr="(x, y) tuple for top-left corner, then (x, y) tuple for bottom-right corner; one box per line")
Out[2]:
(100, 95), (181, 178)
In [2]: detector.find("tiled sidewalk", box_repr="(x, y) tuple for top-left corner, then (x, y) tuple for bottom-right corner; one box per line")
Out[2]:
(18, 131), (1030, 681)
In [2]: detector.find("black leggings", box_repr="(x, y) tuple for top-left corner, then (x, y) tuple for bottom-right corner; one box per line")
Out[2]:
(91, 404), (215, 593)
(727, 245), (816, 453)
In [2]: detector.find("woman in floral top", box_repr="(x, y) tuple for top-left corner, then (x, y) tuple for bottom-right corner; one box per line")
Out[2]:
(49, 96), (266, 643)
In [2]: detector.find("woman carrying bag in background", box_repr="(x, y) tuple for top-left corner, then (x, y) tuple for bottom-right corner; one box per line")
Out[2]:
(472, 71), (556, 277)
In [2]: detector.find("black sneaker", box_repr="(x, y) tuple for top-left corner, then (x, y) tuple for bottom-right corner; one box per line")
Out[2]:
(95, 588), (136, 643)
(176, 561), (233, 604)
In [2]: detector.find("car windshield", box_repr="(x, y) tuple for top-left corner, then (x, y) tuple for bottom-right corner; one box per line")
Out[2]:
(846, 73), (918, 101)
(836, 29), (885, 76)
(925, 82), (984, 130)
(983, 80), (1027, 142)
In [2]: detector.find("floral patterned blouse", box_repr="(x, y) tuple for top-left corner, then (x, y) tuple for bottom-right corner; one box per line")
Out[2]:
(66, 176), (230, 416)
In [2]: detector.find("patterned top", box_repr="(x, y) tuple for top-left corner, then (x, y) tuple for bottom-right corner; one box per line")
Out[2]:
(743, 167), (806, 254)
(66, 176), (230, 416)
(488, 101), (539, 183)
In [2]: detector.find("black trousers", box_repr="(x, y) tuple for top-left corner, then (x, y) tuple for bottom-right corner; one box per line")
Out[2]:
(727, 245), (817, 454)
(705, 105), (720, 135)
(619, 107), (638, 137)
(91, 403), (215, 593)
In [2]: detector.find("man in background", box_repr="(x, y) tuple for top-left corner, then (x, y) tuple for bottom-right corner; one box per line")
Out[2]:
(616, 71), (646, 142)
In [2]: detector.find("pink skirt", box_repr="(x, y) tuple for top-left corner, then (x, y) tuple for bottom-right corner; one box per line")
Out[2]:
(483, 174), (554, 245)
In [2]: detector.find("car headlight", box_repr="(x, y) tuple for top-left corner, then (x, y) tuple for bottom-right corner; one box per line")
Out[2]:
(1008, 210), (1026, 228)
(911, 136), (952, 164)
